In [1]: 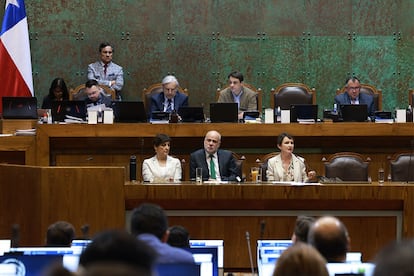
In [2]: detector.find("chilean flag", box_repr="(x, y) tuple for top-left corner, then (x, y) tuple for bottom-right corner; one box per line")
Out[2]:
(0, 0), (33, 113)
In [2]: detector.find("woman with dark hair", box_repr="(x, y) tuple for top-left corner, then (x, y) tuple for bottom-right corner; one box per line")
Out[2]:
(41, 77), (69, 109)
(142, 133), (182, 183)
(266, 132), (315, 182)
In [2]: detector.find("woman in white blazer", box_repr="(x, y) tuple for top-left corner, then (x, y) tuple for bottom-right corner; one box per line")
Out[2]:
(266, 133), (315, 182)
(142, 134), (182, 182)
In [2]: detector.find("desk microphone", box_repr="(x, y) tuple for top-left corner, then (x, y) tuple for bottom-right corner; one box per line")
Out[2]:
(245, 231), (255, 276)
(81, 224), (90, 239)
(130, 155), (137, 181)
(11, 224), (19, 248)
(260, 220), (266, 239)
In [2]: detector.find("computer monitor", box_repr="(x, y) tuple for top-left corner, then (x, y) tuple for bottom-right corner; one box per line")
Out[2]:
(51, 100), (87, 122)
(2, 97), (38, 119)
(189, 240), (224, 270)
(209, 103), (238, 123)
(257, 240), (292, 276)
(111, 101), (147, 123)
(155, 263), (201, 276)
(339, 104), (368, 122)
(326, 262), (375, 276)
(0, 254), (63, 276)
(290, 104), (318, 123)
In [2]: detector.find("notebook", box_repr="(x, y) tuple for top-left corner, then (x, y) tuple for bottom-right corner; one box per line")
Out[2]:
(2, 97), (38, 119)
(111, 101), (147, 123)
(340, 104), (368, 122)
(178, 107), (205, 122)
(290, 104), (318, 122)
(209, 103), (238, 123)
(51, 100), (87, 122)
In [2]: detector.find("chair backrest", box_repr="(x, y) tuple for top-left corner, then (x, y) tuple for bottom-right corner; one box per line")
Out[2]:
(409, 89), (414, 107)
(323, 152), (370, 182)
(216, 83), (262, 111)
(142, 83), (188, 115)
(271, 83), (316, 110)
(336, 84), (382, 111)
(232, 152), (246, 181)
(389, 152), (414, 182)
(70, 84), (115, 101)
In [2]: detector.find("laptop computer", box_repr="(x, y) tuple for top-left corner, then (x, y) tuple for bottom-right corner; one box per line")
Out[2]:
(210, 103), (238, 123)
(51, 100), (87, 122)
(2, 97), (38, 119)
(0, 254), (63, 276)
(111, 101), (147, 123)
(178, 107), (205, 122)
(339, 104), (368, 122)
(290, 104), (318, 122)
(257, 240), (292, 276)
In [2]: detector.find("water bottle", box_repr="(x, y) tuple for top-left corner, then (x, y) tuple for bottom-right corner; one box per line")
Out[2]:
(129, 155), (137, 181)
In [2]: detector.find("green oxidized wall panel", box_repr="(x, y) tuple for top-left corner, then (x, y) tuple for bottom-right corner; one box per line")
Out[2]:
(1, 0), (412, 111)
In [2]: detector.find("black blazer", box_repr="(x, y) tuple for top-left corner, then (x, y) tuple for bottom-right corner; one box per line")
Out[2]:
(190, 149), (238, 181)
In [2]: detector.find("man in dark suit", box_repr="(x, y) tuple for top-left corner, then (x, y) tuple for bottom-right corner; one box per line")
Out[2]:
(334, 76), (375, 118)
(190, 130), (239, 181)
(149, 75), (188, 118)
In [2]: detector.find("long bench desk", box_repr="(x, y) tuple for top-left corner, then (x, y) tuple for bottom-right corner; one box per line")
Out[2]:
(124, 182), (414, 271)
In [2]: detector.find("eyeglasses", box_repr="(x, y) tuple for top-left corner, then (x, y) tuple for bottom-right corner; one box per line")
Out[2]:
(348, 87), (361, 91)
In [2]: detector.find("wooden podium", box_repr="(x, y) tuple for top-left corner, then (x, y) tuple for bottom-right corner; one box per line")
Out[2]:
(0, 164), (126, 246)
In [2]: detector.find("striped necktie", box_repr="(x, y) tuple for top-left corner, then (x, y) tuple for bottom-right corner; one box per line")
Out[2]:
(166, 99), (172, 112)
(209, 154), (216, 179)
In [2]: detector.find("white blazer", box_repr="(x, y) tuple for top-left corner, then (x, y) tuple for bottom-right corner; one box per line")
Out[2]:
(142, 155), (182, 183)
(266, 154), (308, 182)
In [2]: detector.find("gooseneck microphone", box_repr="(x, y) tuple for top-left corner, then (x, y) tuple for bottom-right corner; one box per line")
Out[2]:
(81, 224), (90, 239)
(11, 224), (19, 248)
(260, 220), (266, 239)
(245, 231), (255, 276)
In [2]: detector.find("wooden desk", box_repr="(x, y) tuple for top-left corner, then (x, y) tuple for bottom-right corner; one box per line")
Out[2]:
(125, 182), (414, 271)
(36, 123), (414, 181)
(0, 136), (36, 165)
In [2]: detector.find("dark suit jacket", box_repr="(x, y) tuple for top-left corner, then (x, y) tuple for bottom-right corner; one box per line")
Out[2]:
(190, 149), (239, 181)
(334, 92), (375, 117)
(150, 91), (188, 118)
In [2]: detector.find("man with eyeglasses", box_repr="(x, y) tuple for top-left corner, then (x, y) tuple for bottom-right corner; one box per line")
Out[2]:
(189, 130), (239, 182)
(87, 42), (124, 101)
(334, 76), (375, 118)
(217, 71), (258, 120)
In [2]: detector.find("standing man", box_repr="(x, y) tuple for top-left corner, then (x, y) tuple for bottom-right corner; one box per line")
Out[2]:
(87, 42), (124, 100)
(217, 71), (257, 119)
(334, 76), (375, 118)
(190, 130), (239, 181)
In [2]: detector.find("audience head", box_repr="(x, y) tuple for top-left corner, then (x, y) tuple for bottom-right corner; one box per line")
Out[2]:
(99, 42), (113, 65)
(273, 242), (329, 276)
(79, 229), (155, 276)
(345, 76), (361, 100)
(48, 78), (69, 101)
(373, 239), (414, 276)
(85, 79), (101, 102)
(167, 225), (190, 248)
(130, 203), (169, 241)
(162, 75), (179, 100)
(203, 130), (221, 155)
(227, 71), (244, 95)
(46, 221), (76, 247)
(308, 216), (350, 262)
(292, 215), (315, 243)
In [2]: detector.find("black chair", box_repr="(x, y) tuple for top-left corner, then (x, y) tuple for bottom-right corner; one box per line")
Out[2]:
(389, 153), (414, 182)
(323, 152), (371, 182)
(271, 83), (316, 110)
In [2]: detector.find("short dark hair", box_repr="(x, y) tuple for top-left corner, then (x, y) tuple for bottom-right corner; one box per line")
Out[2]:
(79, 229), (155, 275)
(294, 216), (315, 243)
(85, 79), (99, 88)
(167, 225), (190, 248)
(46, 221), (75, 247)
(130, 203), (168, 240)
(99, 42), (113, 53)
(153, 134), (171, 147)
(228, 71), (244, 82)
(374, 239), (414, 276)
(345, 76), (360, 86)
(277, 132), (293, 146)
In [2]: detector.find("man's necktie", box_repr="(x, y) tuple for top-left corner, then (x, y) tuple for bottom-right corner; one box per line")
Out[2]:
(103, 64), (108, 76)
(166, 99), (172, 112)
(209, 154), (216, 179)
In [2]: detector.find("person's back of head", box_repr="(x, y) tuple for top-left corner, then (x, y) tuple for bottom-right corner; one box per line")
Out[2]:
(273, 242), (329, 276)
(167, 225), (190, 248)
(130, 203), (168, 240)
(307, 216), (349, 262)
(46, 221), (76, 247)
(374, 239), (414, 276)
(292, 215), (315, 243)
(79, 229), (156, 276)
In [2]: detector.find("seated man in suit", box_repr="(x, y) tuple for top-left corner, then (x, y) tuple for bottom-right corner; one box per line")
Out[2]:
(190, 130), (239, 182)
(149, 75), (188, 118)
(85, 79), (112, 108)
(217, 71), (257, 120)
(334, 76), (375, 118)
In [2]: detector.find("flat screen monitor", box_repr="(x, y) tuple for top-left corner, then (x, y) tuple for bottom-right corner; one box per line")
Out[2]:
(290, 104), (318, 122)
(51, 100), (87, 122)
(0, 254), (63, 276)
(257, 240), (292, 276)
(209, 103), (238, 123)
(186, 247), (218, 276)
(326, 262), (375, 276)
(339, 104), (368, 122)
(2, 97), (38, 119)
(111, 101), (147, 123)
(178, 106), (205, 122)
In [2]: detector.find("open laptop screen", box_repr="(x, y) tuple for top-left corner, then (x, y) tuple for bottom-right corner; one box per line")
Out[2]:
(112, 101), (147, 123)
(51, 100), (87, 122)
(2, 97), (38, 119)
(290, 104), (318, 122)
(210, 103), (238, 123)
(339, 104), (368, 122)
(257, 240), (292, 276)
(178, 107), (205, 122)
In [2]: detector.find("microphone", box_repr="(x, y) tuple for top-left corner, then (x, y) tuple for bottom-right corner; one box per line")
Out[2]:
(245, 231), (255, 276)
(130, 155), (137, 181)
(260, 220), (266, 239)
(81, 224), (90, 239)
(11, 224), (19, 248)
